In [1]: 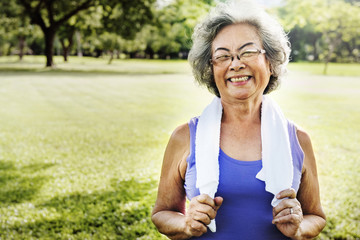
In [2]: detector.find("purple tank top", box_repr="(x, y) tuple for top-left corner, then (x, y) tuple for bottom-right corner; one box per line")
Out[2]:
(184, 117), (304, 239)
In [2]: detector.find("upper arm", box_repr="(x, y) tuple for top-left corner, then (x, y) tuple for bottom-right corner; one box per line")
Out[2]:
(296, 128), (326, 220)
(152, 123), (190, 216)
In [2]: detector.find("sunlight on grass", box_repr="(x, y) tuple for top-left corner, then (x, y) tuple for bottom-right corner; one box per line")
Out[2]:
(0, 55), (191, 74)
(272, 73), (360, 239)
(0, 58), (359, 239)
(288, 62), (360, 76)
(0, 69), (211, 239)
(1, 55), (359, 76)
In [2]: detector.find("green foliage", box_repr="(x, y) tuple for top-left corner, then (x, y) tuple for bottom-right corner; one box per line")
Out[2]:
(277, 0), (360, 65)
(6, 0), (157, 66)
(141, 0), (215, 58)
(1, 0), (360, 67)
(0, 1), (35, 56)
(100, 0), (156, 40)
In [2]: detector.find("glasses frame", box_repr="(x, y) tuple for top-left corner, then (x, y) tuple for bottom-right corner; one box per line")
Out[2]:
(210, 47), (266, 67)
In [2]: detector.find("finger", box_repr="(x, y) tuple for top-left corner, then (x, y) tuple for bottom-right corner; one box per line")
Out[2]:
(272, 198), (300, 217)
(195, 204), (217, 220)
(273, 205), (303, 223)
(193, 211), (212, 225)
(273, 207), (289, 219)
(276, 188), (296, 200)
(273, 206), (293, 219)
(189, 221), (207, 236)
(197, 194), (216, 208)
(272, 211), (302, 225)
(214, 196), (223, 210)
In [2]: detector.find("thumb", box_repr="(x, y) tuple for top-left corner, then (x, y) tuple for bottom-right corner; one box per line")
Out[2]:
(214, 196), (223, 210)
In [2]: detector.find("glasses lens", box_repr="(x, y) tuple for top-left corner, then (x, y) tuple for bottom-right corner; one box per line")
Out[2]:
(211, 46), (263, 66)
(212, 54), (231, 66)
(239, 49), (259, 61)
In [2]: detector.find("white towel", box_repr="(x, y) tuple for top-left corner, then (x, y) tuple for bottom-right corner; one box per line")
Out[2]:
(195, 95), (293, 232)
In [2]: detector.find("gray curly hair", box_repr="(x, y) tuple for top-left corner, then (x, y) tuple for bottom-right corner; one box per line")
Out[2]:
(188, 0), (291, 97)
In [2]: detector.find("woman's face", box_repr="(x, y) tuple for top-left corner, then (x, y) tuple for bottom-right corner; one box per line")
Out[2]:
(211, 23), (271, 103)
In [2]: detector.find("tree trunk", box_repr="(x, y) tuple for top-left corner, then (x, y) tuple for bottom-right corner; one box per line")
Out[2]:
(64, 48), (68, 61)
(44, 29), (56, 67)
(60, 35), (74, 62)
(60, 39), (67, 62)
(323, 45), (334, 75)
(63, 47), (69, 61)
(108, 50), (114, 64)
(76, 31), (83, 57)
(312, 39), (319, 61)
(18, 35), (25, 61)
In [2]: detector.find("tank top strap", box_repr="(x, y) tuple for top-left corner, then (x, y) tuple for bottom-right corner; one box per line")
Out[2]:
(187, 117), (199, 165)
(287, 119), (305, 191)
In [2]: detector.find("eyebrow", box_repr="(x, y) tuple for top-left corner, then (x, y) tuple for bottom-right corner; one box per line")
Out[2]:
(214, 42), (255, 53)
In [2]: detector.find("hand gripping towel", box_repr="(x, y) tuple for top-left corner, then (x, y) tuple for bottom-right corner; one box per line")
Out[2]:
(195, 95), (293, 232)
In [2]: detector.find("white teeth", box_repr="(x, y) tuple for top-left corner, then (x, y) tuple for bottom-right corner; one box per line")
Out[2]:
(230, 76), (250, 82)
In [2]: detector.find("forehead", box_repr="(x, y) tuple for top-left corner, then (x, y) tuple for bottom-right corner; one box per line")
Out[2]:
(212, 23), (262, 52)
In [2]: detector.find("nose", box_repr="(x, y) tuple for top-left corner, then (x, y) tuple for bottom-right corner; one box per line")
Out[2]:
(229, 55), (245, 71)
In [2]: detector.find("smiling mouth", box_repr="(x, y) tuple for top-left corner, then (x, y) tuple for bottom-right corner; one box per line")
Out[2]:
(228, 76), (251, 82)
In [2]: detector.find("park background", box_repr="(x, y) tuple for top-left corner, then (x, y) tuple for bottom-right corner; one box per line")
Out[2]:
(0, 0), (359, 239)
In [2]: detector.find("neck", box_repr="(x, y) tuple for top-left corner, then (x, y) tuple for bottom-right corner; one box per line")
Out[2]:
(221, 95), (262, 124)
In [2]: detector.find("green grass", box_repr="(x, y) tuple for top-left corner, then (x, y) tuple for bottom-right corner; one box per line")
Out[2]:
(0, 55), (191, 74)
(288, 62), (360, 76)
(0, 57), (359, 239)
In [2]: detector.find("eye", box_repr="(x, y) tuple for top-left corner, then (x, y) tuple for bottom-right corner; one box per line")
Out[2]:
(215, 55), (231, 61)
(241, 50), (258, 58)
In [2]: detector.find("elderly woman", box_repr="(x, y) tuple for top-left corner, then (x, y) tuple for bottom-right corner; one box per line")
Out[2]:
(152, 0), (326, 239)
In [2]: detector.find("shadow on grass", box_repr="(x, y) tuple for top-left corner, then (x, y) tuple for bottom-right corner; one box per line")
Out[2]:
(0, 161), (54, 204)
(1, 178), (161, 239)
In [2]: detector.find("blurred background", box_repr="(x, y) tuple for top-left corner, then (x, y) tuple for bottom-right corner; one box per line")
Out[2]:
(0, 0), (359, 239)
(0, 0), (359, 69)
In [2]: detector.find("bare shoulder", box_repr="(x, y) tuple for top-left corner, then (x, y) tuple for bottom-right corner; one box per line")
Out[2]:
(295, 125), (316, 173)
(169, 123), (190, 148)
(165, 123), (190, 180)
(295, 125), (312, 149)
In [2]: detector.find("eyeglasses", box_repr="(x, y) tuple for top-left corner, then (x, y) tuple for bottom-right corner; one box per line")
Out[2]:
(210, 47), (266, 67)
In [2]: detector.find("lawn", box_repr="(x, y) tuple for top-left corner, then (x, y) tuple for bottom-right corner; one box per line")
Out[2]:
(0, 56), (359, 239)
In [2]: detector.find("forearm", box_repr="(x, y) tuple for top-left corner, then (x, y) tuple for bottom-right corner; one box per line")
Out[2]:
(293, 215), (326, 240)
(152, 210), (190, 240)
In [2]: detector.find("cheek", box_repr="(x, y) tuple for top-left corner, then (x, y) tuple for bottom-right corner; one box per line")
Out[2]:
(264, 59), (272, 75)
(257, 59), (272, 78)
(213, 66), (226, 81)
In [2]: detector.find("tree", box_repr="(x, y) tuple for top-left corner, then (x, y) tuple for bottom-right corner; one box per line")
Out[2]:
(57, 7), (102, 62)
(314, 1), (360, 73)
(278, 0), (360, 74)
(16, 0), (94, 67)
(16, 0), (155, 67)
(141, 0), (215, 59)
(57, 22), (76, 62)
(95, 0), (155, 62)
(0, 1), (33, 60)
